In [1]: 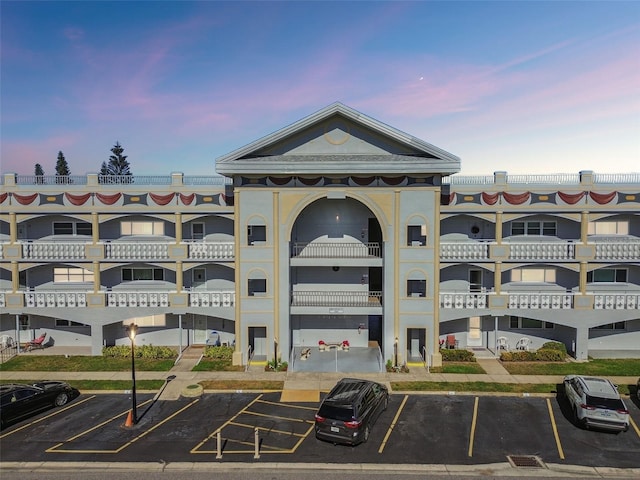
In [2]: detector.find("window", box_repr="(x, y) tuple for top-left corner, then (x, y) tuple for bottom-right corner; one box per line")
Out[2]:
(247, 225), (266, 245)
(53, 222), (92, 236)
(593, 322), (626, 330)
(248, 278), (267, 296)
(469, 269), (482, 292)
(588, 221), (629, 235)
(54, 267), (94, 283)
(121, 315), (166, 327)
(192, 223), (205, 240)
(55, 319), (84, 327)
(121, 221), (164, 236)
(511, 221), (556, 236)
(122, 268), (164, 281)
(407, 279), (426, 297)
(587, 268), (627, 283)
(19, 315), (29, 331)
(509, 316), (554, 329)
(407, 225), (426, 246)
(53, 222), (73, 235)
(192, 268), (206, 287)
(511, 268), (556, 283)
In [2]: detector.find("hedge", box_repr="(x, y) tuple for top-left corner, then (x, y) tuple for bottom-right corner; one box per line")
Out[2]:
(203, 345), (234, 361)
(102, 344), (177, 359)
(441, 349), (476, 362)
(500, 348), (565, 362)
(540, 341), (568, 355)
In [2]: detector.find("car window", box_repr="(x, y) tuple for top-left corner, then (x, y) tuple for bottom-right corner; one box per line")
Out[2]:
(586, 395), (625, 410)
(318, 404), (354, 421)
(14, 388), (38, 401)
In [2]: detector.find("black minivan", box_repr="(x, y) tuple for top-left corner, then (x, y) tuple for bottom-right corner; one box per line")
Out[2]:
(314, 378), (389, 445)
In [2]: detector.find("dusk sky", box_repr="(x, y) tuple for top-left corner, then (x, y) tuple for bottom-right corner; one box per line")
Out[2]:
(1, 1), (639, 176)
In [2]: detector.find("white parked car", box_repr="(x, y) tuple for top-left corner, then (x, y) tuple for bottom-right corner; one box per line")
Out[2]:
(563, 375), (629, 433)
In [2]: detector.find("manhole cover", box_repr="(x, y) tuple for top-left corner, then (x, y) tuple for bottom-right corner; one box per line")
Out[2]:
(507, 455), (546, 468)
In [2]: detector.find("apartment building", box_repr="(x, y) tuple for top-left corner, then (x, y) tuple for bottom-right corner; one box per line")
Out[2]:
(1, 103), (638, 369)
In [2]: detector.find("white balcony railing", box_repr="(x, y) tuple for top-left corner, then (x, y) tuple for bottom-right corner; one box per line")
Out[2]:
(189, 291), (235, 307)
(292, 242), (382, 258)
(440, 293), (488, 309)
(22, 242), (89, 260)
(594, 293), (639, 309)
(291, 291), (382, 307)
(593, 238), (640, 261)
(106, 291), (170, 307)
(440, 242), (490, 260)
(104, 242), (170, 260)
(187, 241), (235, 260)
(507, 241), (576, 261)
(507, 293), (574, 309)
(0, 292), (5, 308)
(25, 291), (88, 308)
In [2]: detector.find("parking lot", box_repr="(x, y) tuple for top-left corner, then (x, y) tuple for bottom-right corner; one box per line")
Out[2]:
(1, 389), (639, 469)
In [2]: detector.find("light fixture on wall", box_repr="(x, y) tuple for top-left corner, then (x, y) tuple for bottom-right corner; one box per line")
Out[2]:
(332, 266), (340, 272)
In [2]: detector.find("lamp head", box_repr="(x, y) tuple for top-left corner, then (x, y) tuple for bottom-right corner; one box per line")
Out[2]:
(127, 323), (138, 340)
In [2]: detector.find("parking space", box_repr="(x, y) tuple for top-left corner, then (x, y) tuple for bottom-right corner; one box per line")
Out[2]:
(1, 390), (639, 468)
(191, 392), (317, 455)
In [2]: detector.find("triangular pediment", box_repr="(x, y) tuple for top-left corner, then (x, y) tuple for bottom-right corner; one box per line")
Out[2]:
(216, 102), (460, 176)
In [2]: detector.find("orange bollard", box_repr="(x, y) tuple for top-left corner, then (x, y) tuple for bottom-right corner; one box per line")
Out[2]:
(124, 410), (134, 427)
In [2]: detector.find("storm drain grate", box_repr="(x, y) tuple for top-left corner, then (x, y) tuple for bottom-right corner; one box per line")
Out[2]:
(507, 455), (546, 468)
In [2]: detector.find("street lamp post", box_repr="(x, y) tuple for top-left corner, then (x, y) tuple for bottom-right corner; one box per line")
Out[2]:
(394, 337), (398, 369)
(127, 323), (138, 425)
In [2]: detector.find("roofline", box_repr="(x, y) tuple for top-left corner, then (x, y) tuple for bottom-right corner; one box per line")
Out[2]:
(215, 102), (461, 166)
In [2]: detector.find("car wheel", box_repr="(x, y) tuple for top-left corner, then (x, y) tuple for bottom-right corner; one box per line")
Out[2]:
(54, 392), (69, 407)
(363, 425), (370, 443)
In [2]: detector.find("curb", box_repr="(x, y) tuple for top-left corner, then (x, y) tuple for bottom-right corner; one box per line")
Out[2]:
(1, 460), (639, 478)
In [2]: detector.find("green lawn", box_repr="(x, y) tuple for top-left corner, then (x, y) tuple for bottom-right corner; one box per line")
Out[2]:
(430, 362), (486, 374)
(501, 358), (640, 376)
(191, 358), (244, 372)
(0, 355), (175, 372)
(0, 379), (166, 390)
(391, 381), (558, 393)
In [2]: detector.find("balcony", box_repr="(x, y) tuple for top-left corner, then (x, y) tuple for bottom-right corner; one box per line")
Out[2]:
(291, 291), (382, 315)
(593, 293), (639, 309)
(440, 236), (640, 262)
(104, 241), (171, 260)
(22, 241), (90, 260)
(187, 241), (235, 260)
(25, 291), (89, 307)
(440, 240), (491, 261)
(291, 242), (382, 267)
(189, 290), (235, 307)
(5, 289), (235, 309)
(592, 237), (640, 261)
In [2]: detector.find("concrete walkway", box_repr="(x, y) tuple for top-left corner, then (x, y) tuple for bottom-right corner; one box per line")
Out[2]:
(2, 354), (638, 400)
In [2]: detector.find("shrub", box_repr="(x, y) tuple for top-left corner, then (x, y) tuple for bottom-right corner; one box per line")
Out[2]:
(500, 351), (537, 362)
(534, 349), (565, 361)
(265, 359), (288, 372)
(441, 349), (476, 362)
(203, 345), (233, 361)
(102, 344), (176, 359)
(540, 341), (567, 355)
(500, 349), (564, 362)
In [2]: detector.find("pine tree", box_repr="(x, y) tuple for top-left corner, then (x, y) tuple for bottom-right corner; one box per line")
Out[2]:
(55, 151), (70, 184)
(107, 142), (132, 176)
(34, 163), (45, 184)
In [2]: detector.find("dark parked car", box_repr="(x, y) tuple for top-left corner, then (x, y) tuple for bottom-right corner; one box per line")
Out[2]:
(314, 378), (388, 445)
(0, 381), (80, 429)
